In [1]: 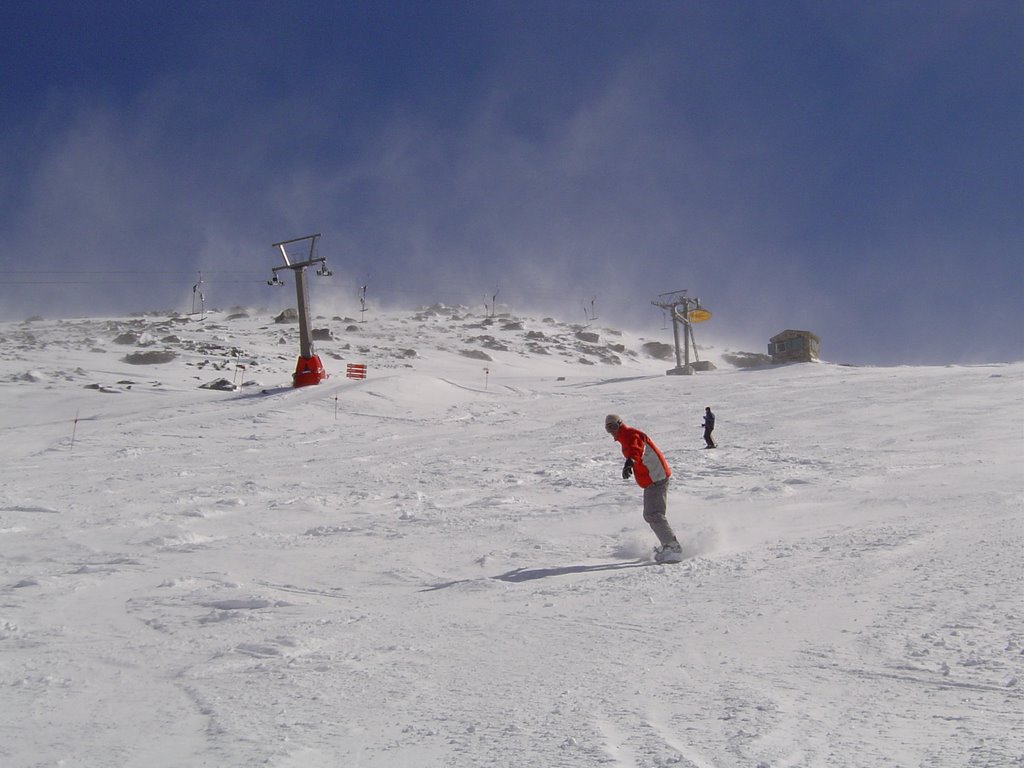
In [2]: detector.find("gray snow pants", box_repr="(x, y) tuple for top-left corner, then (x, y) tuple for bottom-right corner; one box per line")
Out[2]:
(642, 479), (676, 545)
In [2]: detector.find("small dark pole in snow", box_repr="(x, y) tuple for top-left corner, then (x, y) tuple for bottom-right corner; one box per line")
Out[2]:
(334, 395), (339, 420)
(359, 283), (368, 322)
(70, 410), (79, 450)
(233, 364), (246, 388)
(484, 367), (490, 390)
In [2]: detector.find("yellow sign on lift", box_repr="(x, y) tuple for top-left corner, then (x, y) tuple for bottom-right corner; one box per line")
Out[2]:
(688, 308), (712, 323)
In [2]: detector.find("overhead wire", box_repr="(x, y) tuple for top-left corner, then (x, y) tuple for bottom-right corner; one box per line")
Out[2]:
(1, 268), (271, 286)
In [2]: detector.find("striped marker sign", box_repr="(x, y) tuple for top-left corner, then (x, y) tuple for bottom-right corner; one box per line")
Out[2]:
(346, 363), (367, 380)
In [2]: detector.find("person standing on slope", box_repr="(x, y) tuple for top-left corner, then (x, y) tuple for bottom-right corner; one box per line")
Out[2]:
(702, 406), (717, 449)
(605, 414), (683, 564)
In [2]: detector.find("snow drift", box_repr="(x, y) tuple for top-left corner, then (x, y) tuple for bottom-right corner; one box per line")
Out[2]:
(0, 306), (1021, 767)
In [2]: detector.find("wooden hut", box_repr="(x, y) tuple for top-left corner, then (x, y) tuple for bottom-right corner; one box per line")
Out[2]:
(768, 330), (820, 363)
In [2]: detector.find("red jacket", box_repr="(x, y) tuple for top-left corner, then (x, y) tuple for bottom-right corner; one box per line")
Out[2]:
(613, 424), (671, 488)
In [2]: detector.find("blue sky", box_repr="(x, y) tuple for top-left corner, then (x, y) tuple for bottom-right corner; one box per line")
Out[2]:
(1, 1), (1020, 364)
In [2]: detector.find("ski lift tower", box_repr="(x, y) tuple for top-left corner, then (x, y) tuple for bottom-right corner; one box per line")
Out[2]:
(651, 290), (712, 376)
(268, 233), (333, 388)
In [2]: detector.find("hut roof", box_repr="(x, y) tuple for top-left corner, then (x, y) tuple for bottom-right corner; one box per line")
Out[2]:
(770, 329), (820, 343)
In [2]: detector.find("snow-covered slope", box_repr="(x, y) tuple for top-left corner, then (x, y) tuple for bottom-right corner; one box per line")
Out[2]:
(1, 306), (1021, 768)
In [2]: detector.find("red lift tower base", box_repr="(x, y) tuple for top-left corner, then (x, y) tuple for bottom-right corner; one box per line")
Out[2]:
(293, 355), (327, 388)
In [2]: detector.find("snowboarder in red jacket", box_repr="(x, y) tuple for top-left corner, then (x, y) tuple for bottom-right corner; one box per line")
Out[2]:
(605, 414), (683, 564)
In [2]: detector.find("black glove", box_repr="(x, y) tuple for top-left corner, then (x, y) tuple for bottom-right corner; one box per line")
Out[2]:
(622, 459), (634, 480)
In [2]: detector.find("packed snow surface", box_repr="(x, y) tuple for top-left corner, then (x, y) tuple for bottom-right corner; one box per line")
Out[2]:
(0, 306), (1021, 767)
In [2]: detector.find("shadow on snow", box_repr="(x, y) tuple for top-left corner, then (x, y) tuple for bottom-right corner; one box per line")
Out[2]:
(494, 560), (654, 582)
(421, 559), (652, 591)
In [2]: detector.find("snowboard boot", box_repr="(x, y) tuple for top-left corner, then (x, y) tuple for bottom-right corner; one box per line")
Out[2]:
(654, 541), (683, 564)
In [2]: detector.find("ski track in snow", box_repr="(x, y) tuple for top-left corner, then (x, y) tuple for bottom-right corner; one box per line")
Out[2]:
(0, 308), (1021, 767)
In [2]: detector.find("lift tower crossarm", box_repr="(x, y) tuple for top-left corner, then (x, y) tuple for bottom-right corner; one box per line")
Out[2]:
(272, 233), (325, 270)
